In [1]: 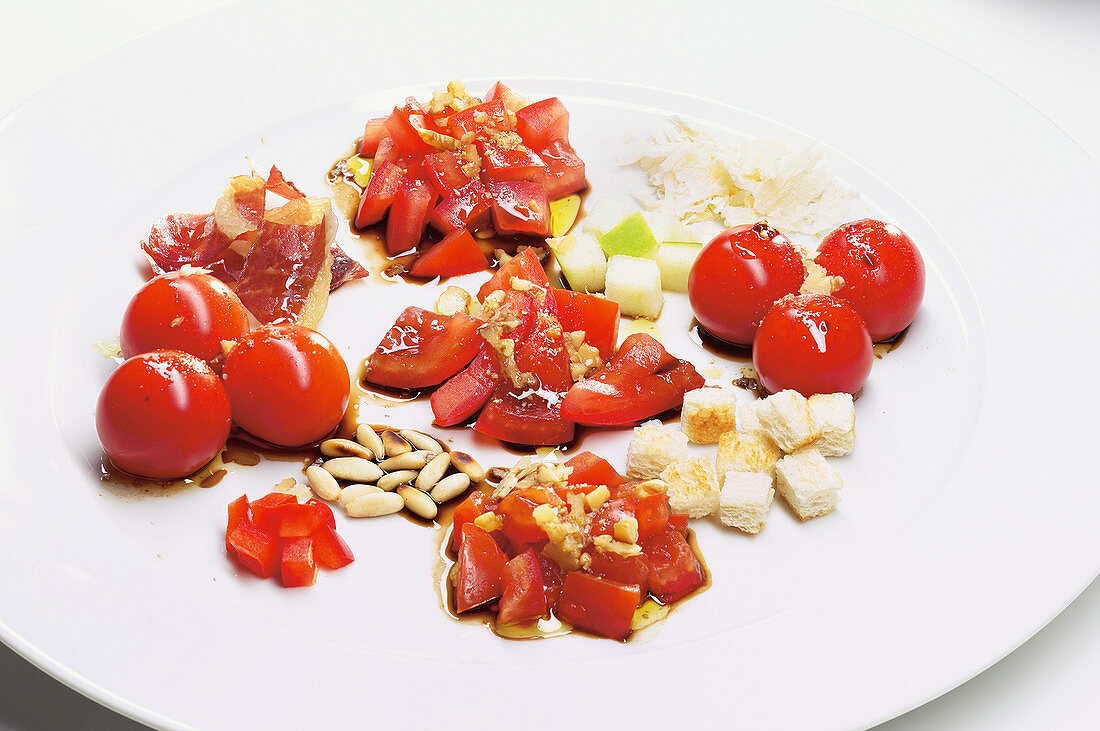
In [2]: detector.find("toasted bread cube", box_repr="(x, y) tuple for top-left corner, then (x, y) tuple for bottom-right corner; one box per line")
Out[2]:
(735, 399), (762, 434)
(661, 457), (720, 518)
(757, 390), (820, 453)
(775, 448), (842, 520)
(808, 393), (855, 457)
(625, 424), (689, 480)
(605, 255), (664, 319)
(715, 430), (782, 485)
(719, 471), (774, 533)
(680, 387), (739, 444)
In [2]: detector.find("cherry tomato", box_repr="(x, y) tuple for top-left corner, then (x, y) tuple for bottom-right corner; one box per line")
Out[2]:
(814, 219), (925, 342)
(220, 324), (350, 447)
(752, 294), (873, 396)
(688, 222), (805, 346)
(96, 350), (231, 479)
(120, 270), (251, 363)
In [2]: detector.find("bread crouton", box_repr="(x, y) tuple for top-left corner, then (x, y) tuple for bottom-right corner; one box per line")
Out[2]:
(735, 399), (762, 434)
(680, 387), (739, 444)
(719, 471), (774, 533)
(757, 390), (820, 453)
(715, 430), (782, 485)
(660, 457), (720, 518)
(808, 393), (855, 457)
(625, 424), (689, 480)
(775, 448), (842, 520)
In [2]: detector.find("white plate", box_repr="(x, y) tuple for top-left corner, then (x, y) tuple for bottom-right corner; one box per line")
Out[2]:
(1, 1), (1098, 729)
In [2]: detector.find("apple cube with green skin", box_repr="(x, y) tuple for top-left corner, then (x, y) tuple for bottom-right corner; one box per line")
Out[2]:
(598, 211), (659, 259)
(657, 241), (703, 293)
(549, 232), (607, 292)
(605, 254), (663, 319)
(549, 194), (582, 237)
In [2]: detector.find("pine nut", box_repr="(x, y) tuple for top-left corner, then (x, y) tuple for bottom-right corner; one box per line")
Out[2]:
(323, 457), (383, 483)
(345, 491), (404, 518)
(339, 483), (384, 505)
(397, 486), (438, 520)
(306, 465), (342, 501)
(381, 430), (412, 457)
(355, 425), (385, 459)
(399, 429), (444, 454)
(377, 469), (418, 491)
(450, 451), (486, 483)
(320, 438), (374, 460)
(415, 452), (452, 492)
(429, 472), (471, 503)
(378, 450), (431, 472)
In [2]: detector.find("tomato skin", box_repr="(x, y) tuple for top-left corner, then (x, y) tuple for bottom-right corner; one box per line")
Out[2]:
(364, 307), (482, 390)
(752, 294), (873, 396)
(96, 350), (231, 479)
(120, 270), (249, 363)
(556, 572), (640, 640)
(221, 324), (350, 448)
(688, 222), (805, 346)
(814, 219), (926, 342)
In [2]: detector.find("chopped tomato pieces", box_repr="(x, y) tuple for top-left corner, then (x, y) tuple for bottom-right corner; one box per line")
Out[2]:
(429, 181), (491, 234)
(588, 550), (649, 593)
(359, 117), (388, 157)
(363, 307), (482, 389)
(408, 229), (489, 278)
(487, 181), (550, 237)
(534, 139), (586, 199)
(424, 151), (473, 197)
(634, 493), (671, 541)
(479, 142), (546, 183)
(455, 524), (508, 613)
(356, 161), (408, 228)
(431, 346), (500, 427)
(385, 179), (433, 255)
(483, 81), (528, 113)
(477, 246), (549, 301)
(447, 99), (513, 139)
(450, 491), (495, 552)
(498, 550), (548, 625)
(514, 98), (570, 151)
(641, 529), (706, 604)
(552, 289), (620, 360)
(556, 572), (640, 640)
(497, 487), (555, 549)
(564, 451), (625, 488)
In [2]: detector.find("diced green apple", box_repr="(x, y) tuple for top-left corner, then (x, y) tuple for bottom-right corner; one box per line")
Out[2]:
(598, 211), (659, 259)
(605, 255), (663, 319)
(657, 241), (703, 293)
(549, 194), (582, 237)
(549, 232), (607, 292)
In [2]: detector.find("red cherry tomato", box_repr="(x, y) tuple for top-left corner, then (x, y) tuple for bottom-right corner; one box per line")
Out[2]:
(96, 350), (232, 479)
(220, 324), (350, 447)
(814, 219), (925, 342)
(120, 270), (250, 363)
(687, 222), (805, 346)
(753, 294), (873, 396)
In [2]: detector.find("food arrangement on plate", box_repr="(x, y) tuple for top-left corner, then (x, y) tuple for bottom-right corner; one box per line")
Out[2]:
(92, 80), (925, 641)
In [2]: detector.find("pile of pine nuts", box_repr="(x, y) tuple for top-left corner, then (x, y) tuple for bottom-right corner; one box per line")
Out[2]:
(305, 425), (485, 520)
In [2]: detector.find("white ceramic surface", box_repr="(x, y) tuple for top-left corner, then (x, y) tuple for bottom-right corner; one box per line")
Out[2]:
(1, 1), (1098, 729)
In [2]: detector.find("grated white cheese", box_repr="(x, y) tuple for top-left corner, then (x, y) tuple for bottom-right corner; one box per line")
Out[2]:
(620, 117), (854, 236)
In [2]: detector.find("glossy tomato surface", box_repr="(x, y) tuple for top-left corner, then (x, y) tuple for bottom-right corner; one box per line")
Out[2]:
(814, 219), (926, 342)
(221, 323), (350, 447)
(120, 270), (250, 362)
(752, 294), (873, 396)
(96, 350), (231, 479)
(688, 222), (805, 346)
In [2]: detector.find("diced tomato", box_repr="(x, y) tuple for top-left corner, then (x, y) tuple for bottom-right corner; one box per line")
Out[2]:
(477, 246), (550, 301)
(359, 117), (388, 157)
(408, 229), (489, 278)
(487, 181), (551, 237)
(455, 524), (508, 613)
(634, 493), (671, 541)
(356, 161), (408, 228)
(514, 98), (569, 151)
(429, 180), (492, 234)
(424, 151), (474, 197)
(384, 106), (434, 157)
(363, 307), (482, 389)
(563, 451), (624, 488)
(431, 345), (500, 427)
(641, 529), (705, 604)
(588, 495), (636, 538)
(552, 289), (620, 360)
(668, 514), (690, 535)
(476, 386), (575, 446)
(479, 142), (546, 184)
(560, 333), (705, 426)
(226, 495), (250, 553)
(374, 137), (397, 166)
(497, 487), (556, 549)
(533, 139), (586, 199)
(447, 99), (513, 139)
(535, 552), (564, 608)
(385, 179), (433, 255)
(484, 81), (528, 113)
(588, 550), (650, 592)
(556, 572), (640, 640)
(227, 518), (280, 579)
(247, 492), (298, 534)
(498, 549), (548, 625)
(307, 498), (336, 529)
(311, 525), (355, 570)
(450, 491), (494, 552)
(280, 536), (318, 587)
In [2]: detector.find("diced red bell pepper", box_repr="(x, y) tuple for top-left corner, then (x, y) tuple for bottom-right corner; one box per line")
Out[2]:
(385, 179), (433, 255)
(247, 492), (298, 534)
(311, 525), (355, 570)
(552, 289), (620, 360)
(359, 117), (389, 157)
(424, 151), (474, 197)
(556, 572), (640, 640)
(226, 495), (250, 553)
(450, 491), (495, 552)
(447, 99), (513, 139)
(564, 452), (625, 488)
(280, 536), (318, 588)
(429, 180), (492, 234)
(384, 105), (434, 157)
(307, 498), (336, 529)
(533, 139), (586, 199)
(498, 549), (547, 625)
(668, 514), (690, 535)
(635, 493), (671, 541)
(431, 345), (500, 427)
(455, 524), (508, 613)
(479, 141), (546, 184)
(364, 307), (482, 389)
(408, 229), (489, 278)
(477, 246), (550, 301)
(497, 487), (556, 550)
(227, 518), (280, 579)
(268, 500), (331, 539)
(641, 529), (705, 604)
(356, 161), (408, 228)
(588, 495), (636, 538)
(560, 333), (705, 426)
(487, 181), (551, 237)
(484, 81), (528, 113)
(589, 549), (650, 593)
(514, 98), (569, 151)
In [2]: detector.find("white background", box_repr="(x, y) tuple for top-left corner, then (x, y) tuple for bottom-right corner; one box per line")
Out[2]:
(1, 0), (1096, 728)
